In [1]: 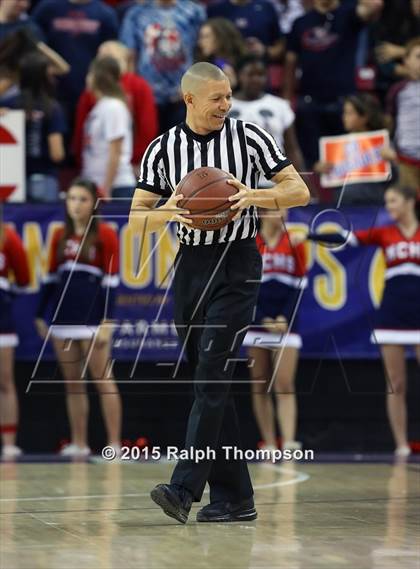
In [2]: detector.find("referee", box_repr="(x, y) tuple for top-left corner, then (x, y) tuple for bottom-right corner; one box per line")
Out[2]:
(129, 62), (309, 524)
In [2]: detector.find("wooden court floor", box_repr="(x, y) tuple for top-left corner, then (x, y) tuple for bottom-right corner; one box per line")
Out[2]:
(1, 458), (419, 569)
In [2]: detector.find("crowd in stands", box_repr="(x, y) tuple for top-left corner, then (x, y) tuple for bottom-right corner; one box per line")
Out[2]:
(0, 0), (419, 204)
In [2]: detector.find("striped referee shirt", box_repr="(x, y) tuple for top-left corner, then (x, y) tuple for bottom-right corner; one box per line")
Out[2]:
(136, 118), (291, 246)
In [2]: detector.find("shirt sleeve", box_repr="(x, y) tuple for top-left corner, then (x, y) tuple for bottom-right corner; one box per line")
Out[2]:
(72, 89), (96, 168)
(5, 228), (30, 288)
(286, 17), (301, 54)
(103, 100), (129, 142)
(293, 241), (307, 276)
(386, 81), (403, 120)
(99, 225), (120, 320)
(266, 3), (283, 45)
(194, 4), (207, 29)
(30, 0), (52, 32)
(130, 77), (159, 163)
(343, 3), (364, 30)
(352, 227), (384, 247)
(36, 227), (62, 318)
(45, 229), (62, 281)
(99, 5), (119, 42)
(244, 122), (291, 179)
(100, 225), (120, 287)
(307, 227), (384, 247)
(119, 6), (138, 50)
(47, 102), (67, 135)
(282, 99), (295, 131)
(136, 136), (169, 196)
(27, 21), (46, 42)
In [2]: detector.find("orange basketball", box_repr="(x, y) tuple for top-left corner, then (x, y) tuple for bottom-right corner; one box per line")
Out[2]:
(176, 167), (238, 231)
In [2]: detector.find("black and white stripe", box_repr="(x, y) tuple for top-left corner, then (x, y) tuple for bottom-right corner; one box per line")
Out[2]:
(137, 118), (291, 246)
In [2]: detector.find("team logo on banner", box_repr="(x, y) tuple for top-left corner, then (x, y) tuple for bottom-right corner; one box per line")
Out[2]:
(319, 130), (391, 188)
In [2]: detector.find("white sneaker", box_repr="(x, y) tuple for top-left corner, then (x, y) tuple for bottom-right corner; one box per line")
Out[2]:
(59, 444), (91, 457)
(395, 445), (411, 458)
(1, 444), (23, 459)
(282, 440), (302, 452)
(259, 444), (278, 460)
(108, 444), (122, 458)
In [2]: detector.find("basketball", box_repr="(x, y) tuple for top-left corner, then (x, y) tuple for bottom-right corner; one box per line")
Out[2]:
(176, 167), (238, 230)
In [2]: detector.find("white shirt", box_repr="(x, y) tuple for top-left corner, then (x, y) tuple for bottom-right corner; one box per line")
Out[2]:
(82, 97), (136, 191)
(230, 94), (295, 150)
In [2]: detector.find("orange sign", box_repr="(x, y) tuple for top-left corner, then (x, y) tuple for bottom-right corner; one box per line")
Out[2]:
(319, 130), (391, 188)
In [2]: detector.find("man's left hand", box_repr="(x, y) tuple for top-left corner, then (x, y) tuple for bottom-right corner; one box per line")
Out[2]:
(227, 178), (256, 221)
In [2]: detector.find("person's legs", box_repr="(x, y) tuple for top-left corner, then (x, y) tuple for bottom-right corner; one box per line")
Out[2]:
(53, 338), (89, 448)
(248, 346), (276, 448)
(170, 308), (255, 501)
(273, 347), (299, 445)
(0, 347), (19, 448)
(380, 344), (409, 451)
(206, 394), (254, 503)
(170, 241), (262, 502)
(81, 337), (122, 447)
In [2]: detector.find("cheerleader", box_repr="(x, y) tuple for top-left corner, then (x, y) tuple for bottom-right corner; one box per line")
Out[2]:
(34, 178), (122, 457)
(243, 208), (307, 453)
(0, 221), (30, 458)
(306, 186), (420, 457)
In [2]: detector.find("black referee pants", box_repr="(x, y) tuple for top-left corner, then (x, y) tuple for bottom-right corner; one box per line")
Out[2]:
(170, 238), (262, 503)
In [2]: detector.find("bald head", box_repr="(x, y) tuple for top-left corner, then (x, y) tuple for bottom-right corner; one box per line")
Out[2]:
(182, 62), (232, 135)
(181, 62), (228, 95)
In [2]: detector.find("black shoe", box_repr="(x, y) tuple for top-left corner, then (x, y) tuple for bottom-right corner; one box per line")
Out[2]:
(196, 497), (257, 522)
(150, 483), (192, 524)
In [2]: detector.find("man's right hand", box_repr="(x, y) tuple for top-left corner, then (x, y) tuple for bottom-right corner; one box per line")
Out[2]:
(158, 193), (193, 227)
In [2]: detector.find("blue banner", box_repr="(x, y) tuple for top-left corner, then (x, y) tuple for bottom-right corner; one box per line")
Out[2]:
(4, 204), (391, 361)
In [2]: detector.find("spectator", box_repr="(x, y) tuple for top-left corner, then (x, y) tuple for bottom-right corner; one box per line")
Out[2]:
(73, 40), (158, 170)
(372, 0), (420, 99)
(315, 93), (393, 205)
(284, 0), (383, 171)
(230, 55), (304, 175)
(120, 0), (205, 132)
(384, 38), (420, 194)
(268, 0), (305, 35)
(0, 220), (30, 459)
(32, 0), (118, 127)
(81, 56), (136, 198)
(195, 18), (247, 88)
(207, 0), (284, 62)
(0, 0), (44, 42)
(2, 51), (66, 202)
(0, 29), (69, 107)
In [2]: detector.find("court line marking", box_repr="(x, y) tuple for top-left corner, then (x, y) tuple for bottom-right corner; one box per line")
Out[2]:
(0, 464), (309, 503)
